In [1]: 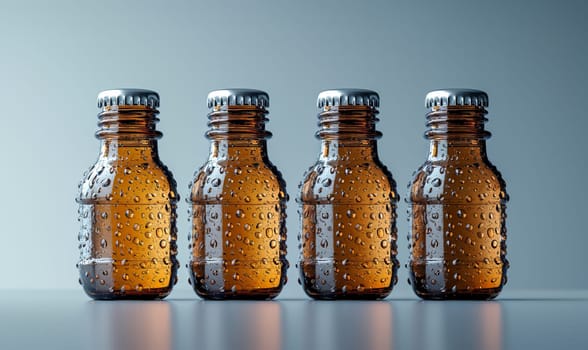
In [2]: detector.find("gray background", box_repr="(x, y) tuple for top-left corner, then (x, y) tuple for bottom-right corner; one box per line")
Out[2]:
(0, 0), (586, 298)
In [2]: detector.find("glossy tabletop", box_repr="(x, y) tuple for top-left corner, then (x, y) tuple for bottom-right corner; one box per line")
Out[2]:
(1, 290), (586, 350)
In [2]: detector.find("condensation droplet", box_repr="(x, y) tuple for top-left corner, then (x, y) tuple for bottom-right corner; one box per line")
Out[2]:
(346, 209), (356, 219)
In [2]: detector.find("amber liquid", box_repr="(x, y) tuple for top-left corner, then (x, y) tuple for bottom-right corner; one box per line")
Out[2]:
(408, 141), (507, 299)
(78, 140), (178, 299)
(189, 142), (287, 299)
(299, 143), (398, 299)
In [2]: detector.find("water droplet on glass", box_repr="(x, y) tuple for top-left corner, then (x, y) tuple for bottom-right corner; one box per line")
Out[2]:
(487, 228), (496, 238)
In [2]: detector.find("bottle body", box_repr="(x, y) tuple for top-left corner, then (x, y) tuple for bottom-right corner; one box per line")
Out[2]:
(298, 92), (398, 300)
(77, 94), (178, 300)
(299, 141), (398, 299)
(188, 93), (287, 299)
(408, 93), (508, 300)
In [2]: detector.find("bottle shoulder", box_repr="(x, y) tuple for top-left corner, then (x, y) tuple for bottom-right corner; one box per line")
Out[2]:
(189, 160), (287, 204)
(409, 160), (508, 204)
(299, 160), (397, 204)
(77, 160), (178, 204)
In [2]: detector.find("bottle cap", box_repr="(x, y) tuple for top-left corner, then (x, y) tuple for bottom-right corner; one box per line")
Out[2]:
(97, 89), (159, 108)
(317, 89), (379, 108)
(207, 89), (269, 108)
(425, 89), (488, 108)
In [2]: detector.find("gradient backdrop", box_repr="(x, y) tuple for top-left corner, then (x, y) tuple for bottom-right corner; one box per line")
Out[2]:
(0, 0), (586, 298)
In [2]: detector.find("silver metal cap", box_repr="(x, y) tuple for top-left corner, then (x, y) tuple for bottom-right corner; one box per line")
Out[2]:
(207, 89), (269, 108)
(317, 89), (379, 108)
(97, 89), (159, 108)
(425, 89), (488, 108)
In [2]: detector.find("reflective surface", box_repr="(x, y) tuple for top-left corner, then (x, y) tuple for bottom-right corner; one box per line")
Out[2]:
(0, 290), (586, 350)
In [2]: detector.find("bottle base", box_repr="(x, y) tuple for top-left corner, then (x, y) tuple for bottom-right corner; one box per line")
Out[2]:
(193, 287), (282, 300)
(82, 286), (172, 300)
(412, 287), (502, 300)
(298, 262), (396, 300)
(78, 262), (175, 300)
(302, 283), (392, 300)
(408, 261), (506, 300)
(304, 291), (392, 301)
(189, 261), (286, 300)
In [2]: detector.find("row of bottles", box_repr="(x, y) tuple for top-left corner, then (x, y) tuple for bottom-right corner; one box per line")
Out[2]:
(77, 88), (508, 300)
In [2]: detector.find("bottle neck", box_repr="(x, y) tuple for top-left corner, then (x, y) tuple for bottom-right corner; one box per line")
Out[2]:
(317, 105), (381, 141)
(320, 139), (378, 161)
(206, 105), (270, 161)
(206, 105), (271, 139)
(209, 139), (267, 161)
(427, 139), (487, 162)
(96, 105), (161, 161)
(425, 105), (490, 161)
(316, 105), (381, 161)
(425, 105), (490, 140)
(99, 139), (159, 161)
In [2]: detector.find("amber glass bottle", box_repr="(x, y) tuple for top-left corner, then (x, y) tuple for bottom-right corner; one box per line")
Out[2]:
(408, 89), (508, 300)
(298, 89), (399, 300)
(188, 89), (288, 300)
(77, 89), (179, 300)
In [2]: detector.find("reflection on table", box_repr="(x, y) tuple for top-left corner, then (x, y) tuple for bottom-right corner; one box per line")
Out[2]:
(410, 301), (502, 350)
(301, 301), (393, 350)
(85, 300), (171, 350)
(190, 301), (282, 350)
(1, 290), (586, 350)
